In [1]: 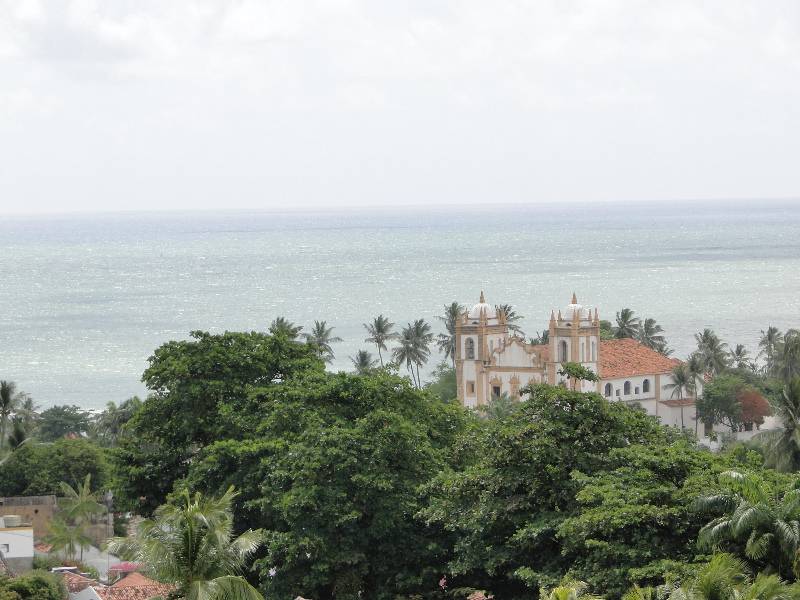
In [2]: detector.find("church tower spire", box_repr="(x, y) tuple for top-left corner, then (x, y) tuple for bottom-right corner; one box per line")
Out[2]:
(571, 291), (578, 304)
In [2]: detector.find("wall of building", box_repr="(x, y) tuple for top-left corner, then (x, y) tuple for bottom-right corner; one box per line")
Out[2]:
(0, 527), (34, 572)
(0, 496), (57, 540)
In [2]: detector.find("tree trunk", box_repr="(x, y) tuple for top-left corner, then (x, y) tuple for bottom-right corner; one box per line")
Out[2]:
(377, 346), (383, 367)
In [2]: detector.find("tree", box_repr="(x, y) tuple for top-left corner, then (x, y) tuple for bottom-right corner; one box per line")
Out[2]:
(757, 378), (800, 472)
(92, 397), (142, 447)
(664, 364), (695, 430)
(599, 320), (615, 341)
(614, 308), (641, 339)
(558, 362), (598, 391)
(695, 329), (730, 376)
(269, 316), (303, 339)
(0, 438), (109, 497)
(185, 371), (469, 600)
(59, 474), (105, 559)
(436, 302), (465, 367)
(114, 331), (323, 511)
(496, 304), (525, 336)
(778, 330), (800, 383)
(530, 331), (550, 345)
(302, 320), (343, 363)
(637, 318), (667, 352)
(0, 381), (27, 452)
(540, 579), (601, 600)
(393, 327), (420, 387)
(697, 470), (800, 580)
(424, 362), (457, 403)
(760, 327), (784, 375)
(422, 383), (681, 598)
(108, 487), (265, 600)
(350, 350), (378, 375)
(393, 320), (433, 388)
(478, 392), (519, 420)
(0, 571), (67, 600)
(363, 315), (397, 367)
(729, 345), (754, 371)
(36, 405), (91, 442)
(7, 416), (29, 451)
(696, 374), (758, 434)
(44, 516), (91, 562)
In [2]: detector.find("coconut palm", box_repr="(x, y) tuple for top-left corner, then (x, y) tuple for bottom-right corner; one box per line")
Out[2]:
(637, 317), (666, 351)
(45, 516), (91, 562)
(269, 316), (303, 340)
(436, 301), (465, 367)
(302, 320), (342, 363)
(695, 329), (730, 376)
(777, 330), (800, 383)
(530, 330), (550, 345)
(540, 579), (601, 600)
(6, 417), (28, 450)
(478, 392), (518, 420)
(664, 364), (695, 431)
(614, 308), (641, 339)
(392, 328), (419, 387)
(757, 378), (800, 473)
(410, 318), (434, 386)
(363, 315), (397, 367)
(696, 470), (800, 580)
(729, 344), (753, 371)
(108, 487), (265, 600)
(59, 474), (104, 561)
(350, 350), (378, 375)
(496, 303), (525, 336)
(0, 381), (30, 452)
(760, 327), (784, 375)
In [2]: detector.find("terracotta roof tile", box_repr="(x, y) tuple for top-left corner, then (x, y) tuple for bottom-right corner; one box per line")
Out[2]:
(92, 573), (175, 600)
(599, 338), (681, 379)
(61, 571), (97, 593)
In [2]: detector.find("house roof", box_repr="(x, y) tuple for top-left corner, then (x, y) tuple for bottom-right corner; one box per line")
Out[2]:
(109, 562), (143, 573)
(61, 571), (97, 593)
(599, 338), (681, 379)
(92, 573), (175, 600)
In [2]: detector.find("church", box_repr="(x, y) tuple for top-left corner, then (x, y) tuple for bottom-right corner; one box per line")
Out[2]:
(455, 292), (696, 428)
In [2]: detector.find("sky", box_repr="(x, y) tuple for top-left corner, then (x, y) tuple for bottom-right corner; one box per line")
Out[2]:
(1, 1), (799, 214)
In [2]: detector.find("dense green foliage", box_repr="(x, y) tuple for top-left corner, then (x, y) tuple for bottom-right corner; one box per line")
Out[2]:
(0, 572), (66, 600)
(0, 438), (108, 496)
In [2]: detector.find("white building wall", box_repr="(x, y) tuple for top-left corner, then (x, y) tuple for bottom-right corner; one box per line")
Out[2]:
(0, 527), (33, 559)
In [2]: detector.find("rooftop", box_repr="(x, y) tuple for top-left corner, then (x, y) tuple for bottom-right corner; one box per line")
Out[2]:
(599, 338), (681, 379)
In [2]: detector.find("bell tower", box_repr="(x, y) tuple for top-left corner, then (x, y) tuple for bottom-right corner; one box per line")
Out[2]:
(548, 292), (600, 392)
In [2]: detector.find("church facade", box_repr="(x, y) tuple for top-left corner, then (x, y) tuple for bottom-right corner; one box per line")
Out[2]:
(455, 292), (696, 428)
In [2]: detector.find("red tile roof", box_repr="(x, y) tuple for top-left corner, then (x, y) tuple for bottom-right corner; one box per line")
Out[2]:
(94, 573), (175, 600)
(61, 571), (97, 593)
(599, 338), (681, 379)
(109, 562), (143, 574)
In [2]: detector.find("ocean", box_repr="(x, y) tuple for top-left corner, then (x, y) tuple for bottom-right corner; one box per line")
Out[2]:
(1, 201), (799, 410)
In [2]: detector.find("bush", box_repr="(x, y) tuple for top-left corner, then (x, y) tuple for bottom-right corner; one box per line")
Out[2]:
(0, 571), (66, 600)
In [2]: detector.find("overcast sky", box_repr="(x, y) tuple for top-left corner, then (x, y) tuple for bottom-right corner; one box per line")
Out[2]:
(1, 1), (799, 214)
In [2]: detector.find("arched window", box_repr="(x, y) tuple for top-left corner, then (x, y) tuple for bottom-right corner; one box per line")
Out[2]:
(604, 383), (612, 397)
(624, 381), (631, 395)
(642, 379), (650, 394)
(591, 341), (597, 361)
(465, 337), (475, 359)
(559, 340), (568, 362)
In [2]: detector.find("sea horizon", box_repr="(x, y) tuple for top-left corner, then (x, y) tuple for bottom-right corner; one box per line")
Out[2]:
(2, 198), (799, 410)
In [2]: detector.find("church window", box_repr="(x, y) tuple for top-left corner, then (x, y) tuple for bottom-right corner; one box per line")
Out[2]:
(604, 383), (612, 397)
(591, 341), (596, 361)
(467, 381), (475, 395)
(492, 385), (501, 398)
(465, 337), (475, 359)
(559, 340), (568, 362)
(615, 389), (621, 397)
(624, 381), (631, 395)
(642, 379), (650, 393)
(635, 386), (640, 395)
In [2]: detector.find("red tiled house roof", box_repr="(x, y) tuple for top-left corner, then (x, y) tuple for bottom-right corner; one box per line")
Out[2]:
(94, 573), (175, 600)
(61, 571), (98, 593)
(599, 338), (681, 379)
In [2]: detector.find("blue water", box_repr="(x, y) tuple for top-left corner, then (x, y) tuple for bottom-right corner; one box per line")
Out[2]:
(1, 201), (798, 409)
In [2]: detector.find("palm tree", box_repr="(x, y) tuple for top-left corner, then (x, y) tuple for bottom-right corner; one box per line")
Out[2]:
(410, 319), (434, 386)
(436, 301), (464, 367)
(350, 350), (378, 375)
(363, 315), (397, 367)
(729, 344), (753, 371)
(529, 330), (549, 345)
(760, 327), (784, 375)
(269, 317), (303, 340)
(614, 308), (641, 339)
(695, 329), (730, 376)
(778, 330), (800, 383)
(392, 327), (419, 387)
(637, 317), (666, 351)
(697, 470), (800, 580)
(496, 304), (525, 336)
(0, 381), (27, 452)
(302, 320), (342, 363)
(757, 378), (800, 473)
(45, 516), (91, 562)
(663, 364), (695, 431)
(540, 579), (601, 600)
(59, 474), (104, 561)
(108, 487), (265, 600)
(7, 417), (28, 450)
(479, 392), (518, 420)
